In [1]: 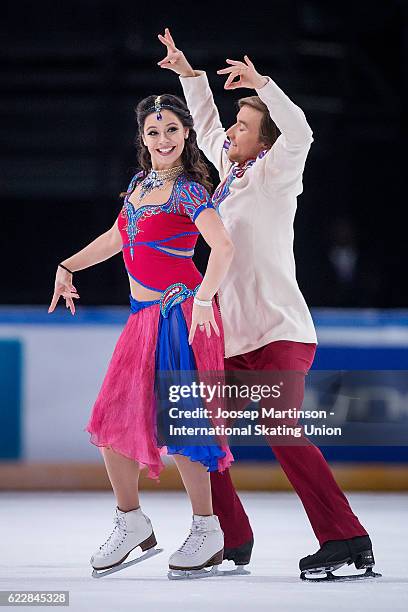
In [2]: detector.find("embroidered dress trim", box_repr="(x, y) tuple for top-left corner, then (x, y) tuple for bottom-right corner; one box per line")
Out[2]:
(145, 244), (193, 259)
(212, 148), (269, 209)
(125, 269), (163, 292)
(130, 282), (201, 318)
(123, 243), (193, 259)
(121, 174), (212, 260)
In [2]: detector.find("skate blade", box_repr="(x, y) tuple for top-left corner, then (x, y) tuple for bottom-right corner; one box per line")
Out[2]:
(214, 564), (251, 577)
(168, 563), (250, 580)
(91, 547), (164, 579)
(300, 567), (382, 582)
(168, 564), (222, 580)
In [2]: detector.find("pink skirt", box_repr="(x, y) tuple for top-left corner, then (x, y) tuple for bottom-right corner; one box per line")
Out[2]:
(84, 291), (234, 480)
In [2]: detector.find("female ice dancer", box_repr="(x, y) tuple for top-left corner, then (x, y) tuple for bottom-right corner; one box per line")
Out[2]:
(48, 92), (235, 578)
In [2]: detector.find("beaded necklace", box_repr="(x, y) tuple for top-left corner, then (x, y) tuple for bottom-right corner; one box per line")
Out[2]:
(136, 165), (184, 204)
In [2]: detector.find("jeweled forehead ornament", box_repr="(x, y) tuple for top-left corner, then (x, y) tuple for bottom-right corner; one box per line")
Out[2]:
(154, 95), (163, 121)
(147, 97), (192, 122)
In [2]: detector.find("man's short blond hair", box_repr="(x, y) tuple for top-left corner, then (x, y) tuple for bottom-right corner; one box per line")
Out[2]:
(238, 96), (279, 148)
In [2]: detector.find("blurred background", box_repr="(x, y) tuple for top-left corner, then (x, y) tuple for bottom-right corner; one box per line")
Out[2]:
(1, 0), (407, 492)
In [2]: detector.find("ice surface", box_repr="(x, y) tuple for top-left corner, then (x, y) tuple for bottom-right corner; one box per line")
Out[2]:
(0, 491), (407, 612)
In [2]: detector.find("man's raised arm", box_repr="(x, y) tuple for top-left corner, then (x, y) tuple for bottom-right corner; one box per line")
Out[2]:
(256, 76), (313, 149)
(157, 28), (230, 178)
(179, 71), (231, 177)
(216, 55), (313, 191)
(255, 75), (313, 191)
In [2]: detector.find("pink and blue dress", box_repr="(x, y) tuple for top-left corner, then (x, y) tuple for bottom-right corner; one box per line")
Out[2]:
(85, 171), (233, 479)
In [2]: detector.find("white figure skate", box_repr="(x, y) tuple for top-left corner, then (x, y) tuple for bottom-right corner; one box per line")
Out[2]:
(91, 506), (163, 578)
(168, 514), (230, 580)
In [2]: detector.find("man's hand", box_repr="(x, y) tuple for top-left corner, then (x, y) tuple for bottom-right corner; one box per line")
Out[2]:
(217, 55), (268, 90)
(157, 27), (195, 77)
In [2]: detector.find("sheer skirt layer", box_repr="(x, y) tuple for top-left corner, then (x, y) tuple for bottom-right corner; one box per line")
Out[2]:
(84, 295), (233, 480)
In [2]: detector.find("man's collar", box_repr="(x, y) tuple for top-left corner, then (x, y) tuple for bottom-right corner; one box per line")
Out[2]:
(237, 148), (269, 167)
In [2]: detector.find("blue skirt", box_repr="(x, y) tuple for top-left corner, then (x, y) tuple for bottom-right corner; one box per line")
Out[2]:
(129, 293), (228, 472)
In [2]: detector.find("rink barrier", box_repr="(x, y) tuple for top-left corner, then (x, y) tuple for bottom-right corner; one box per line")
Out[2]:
(0, 462), (407, 491)
(1, 307), (407, 479)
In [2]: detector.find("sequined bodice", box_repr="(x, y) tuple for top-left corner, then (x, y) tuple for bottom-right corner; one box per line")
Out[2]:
(117, 172), (214, 292)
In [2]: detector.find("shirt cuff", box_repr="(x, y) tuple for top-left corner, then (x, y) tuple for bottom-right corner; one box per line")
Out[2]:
(179, 69), (207, 81)
(179, 70), (210, 100)
(255, 76), (270, 91)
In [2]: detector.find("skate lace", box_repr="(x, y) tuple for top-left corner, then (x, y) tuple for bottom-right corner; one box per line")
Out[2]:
(99, 514), (127, 555)
(177, 518), (208, 556)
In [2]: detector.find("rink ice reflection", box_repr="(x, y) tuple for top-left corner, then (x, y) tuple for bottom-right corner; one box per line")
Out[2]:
(0, 491), (407, 612)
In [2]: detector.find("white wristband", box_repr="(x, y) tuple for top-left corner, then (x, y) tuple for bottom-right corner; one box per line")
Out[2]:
(194, 296), (212, 307)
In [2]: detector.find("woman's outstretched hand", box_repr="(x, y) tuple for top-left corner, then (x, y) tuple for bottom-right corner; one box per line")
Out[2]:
(188, 302), (220, 345)
(48, 267), (80, 316)
(217, 55), (268, 90)
(157, 27), (195, 77)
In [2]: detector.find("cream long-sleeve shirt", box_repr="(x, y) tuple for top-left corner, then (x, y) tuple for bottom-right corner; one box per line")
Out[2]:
(180, 71), (317, 358)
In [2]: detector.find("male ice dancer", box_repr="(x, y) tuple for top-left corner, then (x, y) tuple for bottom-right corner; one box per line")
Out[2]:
(158, 28), (378, 580)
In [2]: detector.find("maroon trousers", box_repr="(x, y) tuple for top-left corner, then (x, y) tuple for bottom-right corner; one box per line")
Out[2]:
(210, 340), (368, 548)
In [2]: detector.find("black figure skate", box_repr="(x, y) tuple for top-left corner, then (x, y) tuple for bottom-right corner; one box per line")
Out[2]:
(222, 536), (253, 576)
(299, 535), (382, 582)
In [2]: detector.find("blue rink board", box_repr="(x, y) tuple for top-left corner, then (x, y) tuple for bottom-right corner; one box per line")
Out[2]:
(0, 307), (407, 463)
(238, 310), (408, 463)
(312, 347), (408, 370)
(233, 342), (408, 463)
(0, 340), (22, 459)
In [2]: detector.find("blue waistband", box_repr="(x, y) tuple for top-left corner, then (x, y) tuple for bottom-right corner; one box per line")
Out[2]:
(129, 294), (160, 314)
(129, 282), (200, 318)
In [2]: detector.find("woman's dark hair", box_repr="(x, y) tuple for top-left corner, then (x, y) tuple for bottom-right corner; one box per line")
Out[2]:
(121, 94), (212, 197)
